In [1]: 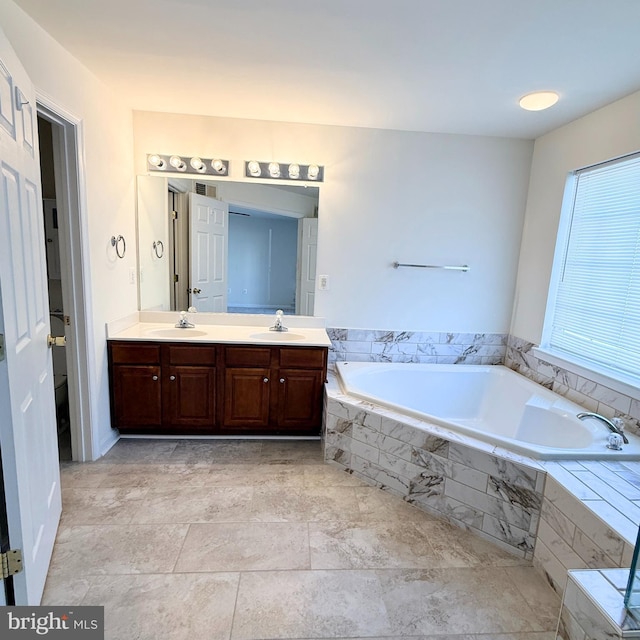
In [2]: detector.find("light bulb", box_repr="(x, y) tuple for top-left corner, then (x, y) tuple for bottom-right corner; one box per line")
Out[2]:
(169, 155), (186, 171)
(247, 161), (261, 177)
(212, 159), (226, 174)
(148, 154), (165, 169)
(269, 162), (281, 178)
(190, 157), (205, 172)
(307, 164), (319, 180)
(288, 163), (300, 179)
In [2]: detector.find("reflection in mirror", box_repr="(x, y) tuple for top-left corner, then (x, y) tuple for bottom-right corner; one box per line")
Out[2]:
(137, 176), (319, 315)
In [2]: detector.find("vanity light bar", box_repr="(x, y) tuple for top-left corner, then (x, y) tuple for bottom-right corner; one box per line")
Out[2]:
(244, 161), (324, 182)
(147, 154), (229, 177)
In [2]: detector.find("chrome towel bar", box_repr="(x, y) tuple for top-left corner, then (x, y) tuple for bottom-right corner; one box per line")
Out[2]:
(392, 261), (470, 272)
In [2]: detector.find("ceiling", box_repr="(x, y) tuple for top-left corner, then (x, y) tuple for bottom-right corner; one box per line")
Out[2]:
(13, 0), (640, 139)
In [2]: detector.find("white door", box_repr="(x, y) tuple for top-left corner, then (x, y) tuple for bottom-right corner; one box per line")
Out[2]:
(189, 193), (228, 312)
(296, 218), (317, 315)
(0, 28), (62, 604)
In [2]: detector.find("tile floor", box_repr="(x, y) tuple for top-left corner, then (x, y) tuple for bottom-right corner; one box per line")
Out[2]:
(43, 439), (561, 640)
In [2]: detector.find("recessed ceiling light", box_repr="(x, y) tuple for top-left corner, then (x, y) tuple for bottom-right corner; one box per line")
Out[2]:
(519, 91), (559, 111)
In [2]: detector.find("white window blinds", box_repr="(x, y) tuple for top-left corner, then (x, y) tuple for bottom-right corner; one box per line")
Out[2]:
(548, 153), (640, 381)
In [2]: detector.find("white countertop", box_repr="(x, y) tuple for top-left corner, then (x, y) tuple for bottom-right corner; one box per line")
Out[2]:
(107, 320), (332, 348)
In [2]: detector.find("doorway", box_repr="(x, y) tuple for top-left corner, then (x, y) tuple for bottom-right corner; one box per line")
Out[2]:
(35, 99), (94, 463)
(38, 116), (71, 460)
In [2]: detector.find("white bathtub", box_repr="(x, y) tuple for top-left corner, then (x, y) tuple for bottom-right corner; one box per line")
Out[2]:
(335, 362), (640, 460)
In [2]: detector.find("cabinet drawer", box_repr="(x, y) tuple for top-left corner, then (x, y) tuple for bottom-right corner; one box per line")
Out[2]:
(167, 344), (217, 365)
(279, 347), (326, 369)
(110, 342), (161, 364)
(224, 346), (271, 367)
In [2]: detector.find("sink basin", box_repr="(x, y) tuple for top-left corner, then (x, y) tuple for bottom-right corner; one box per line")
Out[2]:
(146, 328), (209, 338)
(249, 332), (307, 341)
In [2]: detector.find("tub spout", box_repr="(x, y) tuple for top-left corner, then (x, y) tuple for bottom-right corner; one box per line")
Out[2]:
(577, 412), (629, 445)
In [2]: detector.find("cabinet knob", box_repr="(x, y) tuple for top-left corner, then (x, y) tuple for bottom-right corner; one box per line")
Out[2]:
(169, 375), (176, 381)
(279, 378), (285, 384)
(263, 377), (269, 383)
(152, 375), (158, 381)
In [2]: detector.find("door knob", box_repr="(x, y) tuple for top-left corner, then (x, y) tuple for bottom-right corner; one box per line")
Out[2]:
(47, 335), (66, 348)
(169, 375), (176, 381)
(192, 288), (202, 294)
(279, 378), (285, 383)
(152, 375), (159, 381)
(263, 378), (269, 383)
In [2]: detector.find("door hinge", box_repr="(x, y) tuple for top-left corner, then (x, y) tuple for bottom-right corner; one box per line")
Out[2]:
(0, 333), (5, 362)
(1, 549), (23, 579)
(174, 274), (179, 283)
(171, 210), (178, 220)
(64, 315), (71, 326)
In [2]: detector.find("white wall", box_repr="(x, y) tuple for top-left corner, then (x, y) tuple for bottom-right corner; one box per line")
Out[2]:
(511, 90), (640, 344)
(134, 111), (534, 332)
(0, 1), (137, 457)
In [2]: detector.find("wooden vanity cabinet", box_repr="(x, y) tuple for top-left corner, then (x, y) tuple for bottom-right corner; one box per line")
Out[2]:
(165, 344), (217, 432)
(108, 340), (327, 436)
(109, 343), (163, 431)
(109, 341), (217, 434)
(221, 345), (327, 435)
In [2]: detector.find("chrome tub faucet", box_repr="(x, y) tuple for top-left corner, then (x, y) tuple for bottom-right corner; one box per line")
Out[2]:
(577, 412), (629, 445)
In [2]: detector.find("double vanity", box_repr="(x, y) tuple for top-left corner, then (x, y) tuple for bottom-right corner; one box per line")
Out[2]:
(107, 312), (331, 437)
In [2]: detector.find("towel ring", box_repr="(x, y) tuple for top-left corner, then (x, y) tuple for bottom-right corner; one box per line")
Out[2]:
(153, 240), (164, 259)
(110, 235), (126, 259)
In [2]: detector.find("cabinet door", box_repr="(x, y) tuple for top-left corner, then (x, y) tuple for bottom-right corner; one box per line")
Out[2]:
(112, 365), (162, 430)
(165, 366), (216, 431)
(276, 369), (324, 431)
(223, 368), (270, 429)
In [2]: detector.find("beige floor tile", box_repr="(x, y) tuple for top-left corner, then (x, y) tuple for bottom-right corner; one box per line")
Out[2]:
(60, 462), (120, 488)
(232, 570), (392, 639)
(41, 574), (93, 605)
(310, 520), (438, 570)
(168, 440), (263, 464)
(82, 573), (240, 640)
(60, 487), (149, 525)
(98, 439), (179, 464)
(250, 486), (362, 522)
(356, 486), (437, 524)
(129, 486), (254, 523)
(378, 567), (555, 635)
(260, 440), (323, 464)
(303, 464), (369, 488)
(472, 633), (557, 640)
(48, 524), (189, 576)
(175, 522), (310, 572)
(96, 463), (219, 488)
(502, 566), (561, 628)
(425, 520), (531, 568)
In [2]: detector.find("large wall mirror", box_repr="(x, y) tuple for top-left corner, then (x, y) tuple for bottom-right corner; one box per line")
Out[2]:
(137, 176), (319, 315)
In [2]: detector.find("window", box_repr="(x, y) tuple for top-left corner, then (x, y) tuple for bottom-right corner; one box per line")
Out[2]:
(541, 152), (640, 386)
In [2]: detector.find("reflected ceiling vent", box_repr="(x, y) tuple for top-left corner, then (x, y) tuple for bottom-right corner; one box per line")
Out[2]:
(195, 182), (217, 198)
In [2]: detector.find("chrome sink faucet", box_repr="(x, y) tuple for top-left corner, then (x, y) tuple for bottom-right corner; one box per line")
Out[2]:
(577, 412), (629, 445)
(269, 309), (288, 332)
(175, 311), (195, 329)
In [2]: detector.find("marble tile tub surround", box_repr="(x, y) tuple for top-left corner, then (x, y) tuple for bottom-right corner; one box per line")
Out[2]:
(534, 460), (639, 596)
(506, 335), (640, 437)
(324, 376), (640, 598)
(557, 568), (640, 640)
(324, 375), (546, 559)
(327, 328), (507, 364)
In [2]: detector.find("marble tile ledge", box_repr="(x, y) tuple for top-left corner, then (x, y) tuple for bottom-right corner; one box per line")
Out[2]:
(542, 460), (640, 548)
